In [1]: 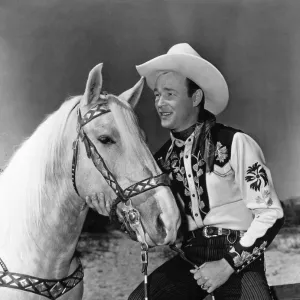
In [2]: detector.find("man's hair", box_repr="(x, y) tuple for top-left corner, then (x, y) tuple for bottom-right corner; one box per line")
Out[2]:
(186, 78), (205, 109)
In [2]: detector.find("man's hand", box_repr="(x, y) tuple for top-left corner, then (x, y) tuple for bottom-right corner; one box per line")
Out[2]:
(85, 192), (111, 216)
(190, 258), (234, 293)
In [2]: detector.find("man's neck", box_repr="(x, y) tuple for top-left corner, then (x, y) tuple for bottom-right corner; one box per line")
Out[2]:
(171, 109), (205, 140)
(171, 123), (197, 141)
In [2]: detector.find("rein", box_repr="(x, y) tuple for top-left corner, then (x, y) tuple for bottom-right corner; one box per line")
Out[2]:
(169, 244), (216, 300)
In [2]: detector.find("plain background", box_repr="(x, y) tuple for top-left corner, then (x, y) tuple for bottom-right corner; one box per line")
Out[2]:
(0, 0), (299, 201)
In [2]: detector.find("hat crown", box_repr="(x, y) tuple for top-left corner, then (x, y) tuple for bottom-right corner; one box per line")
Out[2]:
(167, 43), (201, 58)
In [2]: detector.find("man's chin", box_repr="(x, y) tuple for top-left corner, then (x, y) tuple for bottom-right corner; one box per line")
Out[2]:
(160, 120), (174, 130)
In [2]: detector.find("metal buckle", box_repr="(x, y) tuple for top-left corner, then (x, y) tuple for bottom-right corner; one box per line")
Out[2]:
(203, 226), (219, 238)
(141, 250), (148, 264)
(72, 138), (79, 151)
(226, 230), (238, 244)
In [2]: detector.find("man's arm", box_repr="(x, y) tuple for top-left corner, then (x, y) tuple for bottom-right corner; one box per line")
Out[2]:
(223, 132), (284, 273)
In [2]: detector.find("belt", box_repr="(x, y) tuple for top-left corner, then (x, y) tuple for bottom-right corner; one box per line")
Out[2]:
(186, 226), (246, 244)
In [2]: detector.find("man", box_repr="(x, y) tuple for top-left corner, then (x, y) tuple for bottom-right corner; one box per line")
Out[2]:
(87, 43), (284, 300)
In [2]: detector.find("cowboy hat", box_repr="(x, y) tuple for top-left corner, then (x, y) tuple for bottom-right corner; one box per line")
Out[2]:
(136, 43), (229, 115)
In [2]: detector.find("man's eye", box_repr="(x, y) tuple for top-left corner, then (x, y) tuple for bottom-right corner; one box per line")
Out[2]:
(98, 136), (115, 144)
(154, 94), (160, 101)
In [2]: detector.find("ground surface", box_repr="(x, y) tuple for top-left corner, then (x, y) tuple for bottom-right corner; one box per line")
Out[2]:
(77, 227), (300, 300)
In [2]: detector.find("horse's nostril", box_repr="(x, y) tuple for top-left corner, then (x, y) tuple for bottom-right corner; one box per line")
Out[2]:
(157, 214), (167, 239)
(157, 214), (164, 227)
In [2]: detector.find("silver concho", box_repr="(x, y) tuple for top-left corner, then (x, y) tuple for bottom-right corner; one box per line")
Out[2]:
(122, 200), (141, 226)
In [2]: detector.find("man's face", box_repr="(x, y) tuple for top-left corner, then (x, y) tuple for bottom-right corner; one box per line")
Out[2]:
(154, 72), (195, 132)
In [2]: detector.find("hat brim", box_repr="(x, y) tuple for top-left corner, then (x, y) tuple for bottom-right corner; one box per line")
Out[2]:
(136, 53), (229, 115)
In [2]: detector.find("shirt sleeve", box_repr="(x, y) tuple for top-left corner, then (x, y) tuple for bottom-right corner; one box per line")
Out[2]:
(223, 132), (284, 273)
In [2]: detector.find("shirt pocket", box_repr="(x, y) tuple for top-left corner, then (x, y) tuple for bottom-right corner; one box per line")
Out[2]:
(213, 162), (233, 177)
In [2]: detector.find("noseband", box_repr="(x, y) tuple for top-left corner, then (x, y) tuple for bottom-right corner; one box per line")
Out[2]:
(71, 100), (170, 246)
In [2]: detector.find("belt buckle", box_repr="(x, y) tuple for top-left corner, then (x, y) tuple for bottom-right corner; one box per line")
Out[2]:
(203, 226), (218, 238)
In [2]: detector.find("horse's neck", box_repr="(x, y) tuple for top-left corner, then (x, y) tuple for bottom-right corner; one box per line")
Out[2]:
(0, 113), (88, 278)
(0, 99), (90, 279)
(0, 181), (88, 278)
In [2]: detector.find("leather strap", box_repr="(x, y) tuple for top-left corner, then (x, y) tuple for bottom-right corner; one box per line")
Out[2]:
(187, 226), (245, 240)
(0, 258), (83, 299)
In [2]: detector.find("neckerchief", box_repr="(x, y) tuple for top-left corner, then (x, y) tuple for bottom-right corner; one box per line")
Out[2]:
(193, 110), (216, 173)
(168, 110), (216, 173)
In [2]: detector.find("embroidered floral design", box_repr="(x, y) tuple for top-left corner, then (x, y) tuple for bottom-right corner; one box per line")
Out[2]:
(245, 162), (269, 191)
(230, 241), (268, 268)
(184, 188), (190, 197)
(176, 172), (184, 182)
(193, 161), (204, 177)
(157, 156), (170, 171)
(199, 200), (205, 211)
(233, 251), (252, 267)
(165, 147), (206, 216)
(215, 142), (228, 163)
(197, 186), (204, 197)
(170, 152), (178, 160)
(255, 189), (273, 207)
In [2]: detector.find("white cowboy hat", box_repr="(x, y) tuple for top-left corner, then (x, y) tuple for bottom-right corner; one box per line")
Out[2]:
(136, 43), (229, 115)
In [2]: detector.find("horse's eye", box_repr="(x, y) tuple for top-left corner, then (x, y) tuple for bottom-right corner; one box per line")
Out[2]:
(98, 135), (115, 145)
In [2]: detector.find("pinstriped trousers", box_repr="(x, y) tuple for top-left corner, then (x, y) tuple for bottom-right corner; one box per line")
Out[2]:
(128, 235), (275, 300)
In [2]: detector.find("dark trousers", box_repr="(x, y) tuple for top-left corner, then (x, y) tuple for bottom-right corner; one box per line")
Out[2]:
(128, 234), (274, 300)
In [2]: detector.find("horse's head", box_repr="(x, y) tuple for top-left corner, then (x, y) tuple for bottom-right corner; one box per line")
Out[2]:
(71, 63), (181, 247)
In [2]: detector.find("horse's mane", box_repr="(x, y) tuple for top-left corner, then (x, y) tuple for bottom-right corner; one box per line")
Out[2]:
(0, 96), (80, 240)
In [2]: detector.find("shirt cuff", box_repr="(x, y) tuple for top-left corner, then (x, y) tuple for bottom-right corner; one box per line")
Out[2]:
(223, 240), (268, 273)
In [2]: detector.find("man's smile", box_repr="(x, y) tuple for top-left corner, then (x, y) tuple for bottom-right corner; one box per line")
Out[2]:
(159, 111), (173, 118)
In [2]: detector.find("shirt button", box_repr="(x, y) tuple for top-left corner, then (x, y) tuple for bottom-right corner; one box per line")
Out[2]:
(188, 138), (191, 142)
(188, 174), (191, 178)
(195, 213), (198, 217)
(185, 155), (188, 159)
(192, 194), (195, 197)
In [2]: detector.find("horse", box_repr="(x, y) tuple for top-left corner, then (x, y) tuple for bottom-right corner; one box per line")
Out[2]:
(0, 63), (181, 300)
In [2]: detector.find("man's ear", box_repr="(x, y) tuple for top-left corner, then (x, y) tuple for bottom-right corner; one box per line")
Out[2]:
(192, 89), (203, 107)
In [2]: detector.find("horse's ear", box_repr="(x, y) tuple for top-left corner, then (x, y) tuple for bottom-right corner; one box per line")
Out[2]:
(118, 77), (145, 109)
(81, 63), (103, 106)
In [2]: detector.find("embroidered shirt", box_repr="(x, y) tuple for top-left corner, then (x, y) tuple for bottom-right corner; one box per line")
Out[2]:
(168, 127), (209, 223)
(155, 123), (284, 273)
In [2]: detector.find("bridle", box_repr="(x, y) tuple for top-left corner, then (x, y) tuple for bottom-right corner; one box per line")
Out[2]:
(0, 97), (171, 300)
(71, 99), (170, 244)
(71, 98), (171, 300)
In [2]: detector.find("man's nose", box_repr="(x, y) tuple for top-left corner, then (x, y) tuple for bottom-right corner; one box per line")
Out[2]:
(156, 95), (165, 107)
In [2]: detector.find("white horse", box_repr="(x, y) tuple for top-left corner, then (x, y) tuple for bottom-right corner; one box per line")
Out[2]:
(0, 63), (181, 300)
